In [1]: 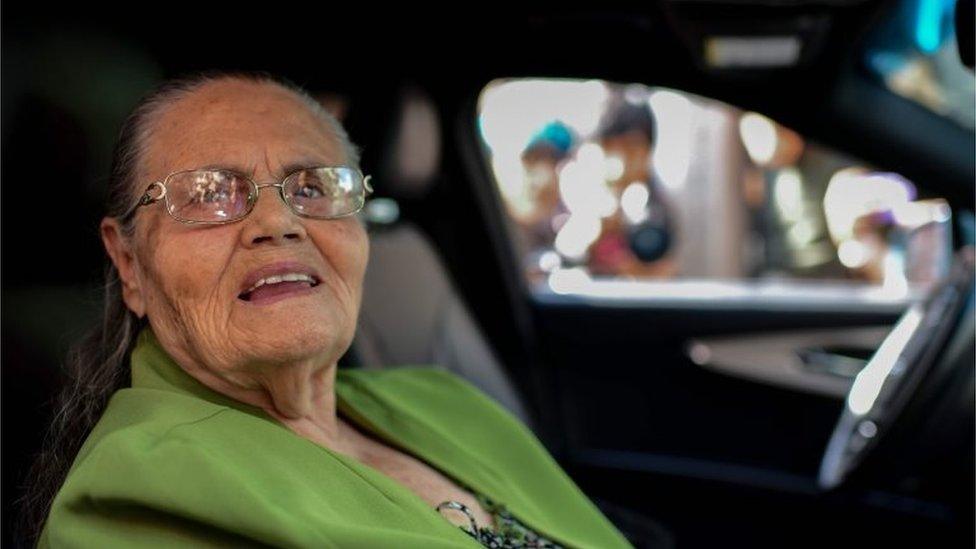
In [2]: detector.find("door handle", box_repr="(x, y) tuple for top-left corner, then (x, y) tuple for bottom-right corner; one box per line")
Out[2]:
(795, 346), (872, 378)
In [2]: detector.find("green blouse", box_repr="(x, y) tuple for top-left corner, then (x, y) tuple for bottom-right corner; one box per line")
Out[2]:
(39, 328), (631, 548)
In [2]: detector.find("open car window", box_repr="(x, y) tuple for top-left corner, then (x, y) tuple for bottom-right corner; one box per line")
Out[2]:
(478, 79), (953, 304)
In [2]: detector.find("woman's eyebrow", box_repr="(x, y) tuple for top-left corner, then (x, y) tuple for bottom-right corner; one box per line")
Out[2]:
(280, 160), (332, 174)
(192, 160), (329, 178)
(195, 163), (254, 175)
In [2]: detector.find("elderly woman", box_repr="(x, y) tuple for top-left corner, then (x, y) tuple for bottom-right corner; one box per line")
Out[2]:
(27, 73), (631, 548)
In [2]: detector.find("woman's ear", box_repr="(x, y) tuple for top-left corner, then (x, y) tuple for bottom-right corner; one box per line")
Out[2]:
(101, 217), (147, 318)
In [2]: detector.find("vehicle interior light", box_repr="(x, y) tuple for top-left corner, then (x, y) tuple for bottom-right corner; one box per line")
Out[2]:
(704, 36), (802, 68)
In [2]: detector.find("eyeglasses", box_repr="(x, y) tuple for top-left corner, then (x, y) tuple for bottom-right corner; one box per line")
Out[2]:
(121, 166), (373, 225)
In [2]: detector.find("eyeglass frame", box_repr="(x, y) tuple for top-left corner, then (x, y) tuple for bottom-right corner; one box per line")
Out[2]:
(119, 166), (374, 225)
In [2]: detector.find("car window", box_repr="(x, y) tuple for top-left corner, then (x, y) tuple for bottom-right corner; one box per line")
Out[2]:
(477, 79), (953, 300)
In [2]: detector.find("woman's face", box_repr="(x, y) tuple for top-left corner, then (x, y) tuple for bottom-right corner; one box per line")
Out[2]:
(105, 79), (368, 388)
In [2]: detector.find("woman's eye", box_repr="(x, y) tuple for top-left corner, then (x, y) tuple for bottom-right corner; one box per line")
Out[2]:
(187, 182), (236, 206)
(192, 187), (225, 203)
(295, 182), (326, 199)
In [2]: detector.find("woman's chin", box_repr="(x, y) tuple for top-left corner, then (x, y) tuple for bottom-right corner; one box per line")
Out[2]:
(235, 317), (342, 362)
(227, 290), (353, 365)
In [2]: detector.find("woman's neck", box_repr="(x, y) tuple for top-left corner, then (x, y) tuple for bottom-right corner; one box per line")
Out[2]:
(175, 355), (355, 455)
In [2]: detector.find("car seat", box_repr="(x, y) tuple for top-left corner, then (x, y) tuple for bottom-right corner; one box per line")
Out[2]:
(345, 87), (532, 427)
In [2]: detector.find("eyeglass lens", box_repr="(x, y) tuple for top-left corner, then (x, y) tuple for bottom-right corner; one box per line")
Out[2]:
(164, 168), (365, 223)
(285, 167), (364, 219)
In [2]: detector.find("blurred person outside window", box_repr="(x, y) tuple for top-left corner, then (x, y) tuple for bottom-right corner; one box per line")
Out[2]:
(590, 93), (678, 278)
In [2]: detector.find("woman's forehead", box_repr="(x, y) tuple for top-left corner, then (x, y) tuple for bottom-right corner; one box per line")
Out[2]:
(143, 80), (344, 178)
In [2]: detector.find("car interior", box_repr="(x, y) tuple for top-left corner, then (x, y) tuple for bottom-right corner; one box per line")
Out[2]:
(3, 2), (974, 548)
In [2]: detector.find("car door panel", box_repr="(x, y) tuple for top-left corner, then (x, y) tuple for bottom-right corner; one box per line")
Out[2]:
(531, 297), (902, 479)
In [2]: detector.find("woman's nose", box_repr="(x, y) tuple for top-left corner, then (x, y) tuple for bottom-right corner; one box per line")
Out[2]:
(239, 186), (308, 247)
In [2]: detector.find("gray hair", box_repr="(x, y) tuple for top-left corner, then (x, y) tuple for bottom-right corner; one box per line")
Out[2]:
(17, 70), (360, 546)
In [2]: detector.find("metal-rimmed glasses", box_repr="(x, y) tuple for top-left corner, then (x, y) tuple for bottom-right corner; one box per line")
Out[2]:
(121, 166), (373, 225)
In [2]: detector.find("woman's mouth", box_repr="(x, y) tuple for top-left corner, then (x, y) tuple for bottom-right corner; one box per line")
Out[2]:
(238, 272), (321, 304)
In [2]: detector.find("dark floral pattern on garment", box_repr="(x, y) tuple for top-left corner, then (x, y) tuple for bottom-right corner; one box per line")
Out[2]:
(436, 494), (563, 548)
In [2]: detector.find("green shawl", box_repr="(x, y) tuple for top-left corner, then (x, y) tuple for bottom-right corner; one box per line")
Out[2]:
(39, 327), (630, 548)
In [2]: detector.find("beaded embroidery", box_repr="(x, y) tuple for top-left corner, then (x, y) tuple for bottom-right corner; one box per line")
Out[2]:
(436, 493), (563, 548)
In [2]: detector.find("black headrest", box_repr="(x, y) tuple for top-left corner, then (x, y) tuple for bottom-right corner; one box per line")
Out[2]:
(343, 86), (441, 200)
(957, 0), (974, 69)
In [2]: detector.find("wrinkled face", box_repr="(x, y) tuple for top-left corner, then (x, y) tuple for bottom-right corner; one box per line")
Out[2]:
(117, 79), (368, 385)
